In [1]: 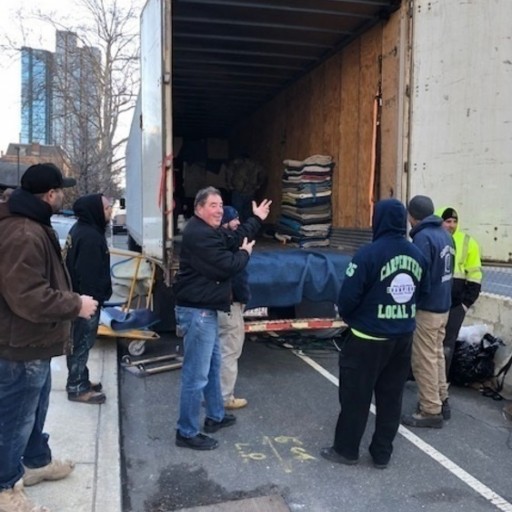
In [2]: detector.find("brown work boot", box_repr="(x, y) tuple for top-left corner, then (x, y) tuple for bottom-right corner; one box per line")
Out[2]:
(401, 411), (443, 428)
(224, 397), (248, 410)
(23, 459), (75, 487)
(67, 390), (106, 404)
(503, 403), (512, 422)
(0, 480), (50, 511)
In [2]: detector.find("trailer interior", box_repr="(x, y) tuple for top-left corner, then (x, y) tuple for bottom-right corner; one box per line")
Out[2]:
(171, 0), (406, 232)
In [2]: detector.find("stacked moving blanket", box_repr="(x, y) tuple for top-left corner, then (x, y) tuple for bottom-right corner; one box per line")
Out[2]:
(276, 154), (334, 248)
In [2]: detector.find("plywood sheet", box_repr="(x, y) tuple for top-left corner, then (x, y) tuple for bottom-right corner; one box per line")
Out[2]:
(357, 27), (383, 227)
(308, 64), (327, 154)
(231, 10), (404, 231)
(323, 52), (343, 224)
(339, 39), (361, 227)
(380, 9), (403, 200)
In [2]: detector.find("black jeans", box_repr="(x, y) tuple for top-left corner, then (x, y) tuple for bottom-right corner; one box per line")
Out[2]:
(333, 331), (412, 464)
(66, 310), (101, 395)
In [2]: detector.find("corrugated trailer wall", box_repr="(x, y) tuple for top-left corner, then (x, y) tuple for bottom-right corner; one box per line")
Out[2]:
(231, 6), (405, 231)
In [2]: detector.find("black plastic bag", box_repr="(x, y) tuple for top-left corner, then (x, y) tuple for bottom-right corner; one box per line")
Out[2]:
(449, 333), (504, 386)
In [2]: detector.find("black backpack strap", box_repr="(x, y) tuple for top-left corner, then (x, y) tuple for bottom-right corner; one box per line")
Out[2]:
(494, 352), (512, 393)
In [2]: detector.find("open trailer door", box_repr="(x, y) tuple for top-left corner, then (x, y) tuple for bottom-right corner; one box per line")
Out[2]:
(138, 0), (173, 267)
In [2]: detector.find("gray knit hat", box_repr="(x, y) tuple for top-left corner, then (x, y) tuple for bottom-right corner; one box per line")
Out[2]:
(407, 195), (434, 221)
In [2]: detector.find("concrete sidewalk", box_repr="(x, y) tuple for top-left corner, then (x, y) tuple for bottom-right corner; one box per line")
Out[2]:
(27, 339), (122, 512)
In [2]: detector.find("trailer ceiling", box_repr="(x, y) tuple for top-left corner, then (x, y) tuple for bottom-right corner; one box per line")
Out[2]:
(172, 0), (401, 138)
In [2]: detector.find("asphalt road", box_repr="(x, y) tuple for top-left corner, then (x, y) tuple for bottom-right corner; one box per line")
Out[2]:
(481, 267), (512, 297)
(119, 333), (512, 512)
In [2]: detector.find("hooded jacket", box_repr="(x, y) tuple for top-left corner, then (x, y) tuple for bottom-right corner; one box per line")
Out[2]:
(64, 194), (112, 305)
(221, 226), (251, 304)
(409, 214), (455, 313)
(0, 189), (82, 361)
(338, 199), (429, 338)
(173, 215), (261, 311)
(435, 206), (482, 308)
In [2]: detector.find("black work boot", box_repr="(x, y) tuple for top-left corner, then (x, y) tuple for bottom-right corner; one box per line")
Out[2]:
(203, 413), (236, 433)
(442, 399), (451, 420)
(175, 431), (218, 450)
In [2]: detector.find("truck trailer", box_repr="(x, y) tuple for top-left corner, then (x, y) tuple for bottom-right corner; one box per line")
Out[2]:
(125, 0), (512, 279)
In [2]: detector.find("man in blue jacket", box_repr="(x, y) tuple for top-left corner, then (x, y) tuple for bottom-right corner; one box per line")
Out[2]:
(173, 186), (271, 450)
(402, 195), (454, 428)
(321, 199), (429, 469)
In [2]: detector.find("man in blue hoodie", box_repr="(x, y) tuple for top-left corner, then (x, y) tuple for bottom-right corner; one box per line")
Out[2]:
(321, 199), (429, 469)
(401, 195), (454, 428)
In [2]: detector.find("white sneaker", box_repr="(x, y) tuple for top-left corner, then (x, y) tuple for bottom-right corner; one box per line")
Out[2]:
(0, 480), (50, 512)
(23, 460), (75, 487)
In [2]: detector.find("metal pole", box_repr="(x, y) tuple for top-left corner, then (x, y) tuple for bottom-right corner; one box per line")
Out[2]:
(16, 146), (20, 185)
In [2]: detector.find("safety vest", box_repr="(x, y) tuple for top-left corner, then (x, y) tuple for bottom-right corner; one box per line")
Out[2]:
(452, 230), (482, 284)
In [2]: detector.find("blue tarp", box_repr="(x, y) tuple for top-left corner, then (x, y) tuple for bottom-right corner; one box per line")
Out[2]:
(246, 249), (351, 308)
(100, 307), (160, 331)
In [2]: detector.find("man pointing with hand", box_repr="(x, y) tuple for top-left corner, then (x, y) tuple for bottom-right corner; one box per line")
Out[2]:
(173, 186), (271, 450)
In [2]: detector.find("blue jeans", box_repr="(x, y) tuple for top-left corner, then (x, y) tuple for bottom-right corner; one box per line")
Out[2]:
(66, 310), (100, 394)
(0, 358), (52, 490)
(175, 306), (225, 437)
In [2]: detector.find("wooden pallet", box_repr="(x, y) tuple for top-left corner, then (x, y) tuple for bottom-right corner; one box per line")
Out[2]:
(244, 318), (346, 333)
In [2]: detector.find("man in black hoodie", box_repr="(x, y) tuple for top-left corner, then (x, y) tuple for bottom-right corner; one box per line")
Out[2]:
(321, 199), (429, 469)
(64, 193), (113, 404)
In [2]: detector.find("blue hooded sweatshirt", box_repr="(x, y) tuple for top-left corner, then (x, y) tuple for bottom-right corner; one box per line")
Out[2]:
(338, 199), (429, 339)
(409, 214), (454, 313)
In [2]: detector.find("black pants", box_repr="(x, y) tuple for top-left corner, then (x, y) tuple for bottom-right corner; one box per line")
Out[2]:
(443, 304), (466, 379)
(333, 331), (412, 464)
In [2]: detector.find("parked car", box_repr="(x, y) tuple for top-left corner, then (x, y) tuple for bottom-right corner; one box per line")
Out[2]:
(112, 211), (128, 234)
(51, 214), (76, 249)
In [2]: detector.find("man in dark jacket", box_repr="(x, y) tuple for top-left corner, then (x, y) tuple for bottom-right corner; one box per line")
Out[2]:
(218, 206), (251, 410)
(0, 163), (98, 512)
(320, 199), (429, 469)
(64, 194), (113, 404)
(173, 186), (271, 450)
(402, 195), (455, 428)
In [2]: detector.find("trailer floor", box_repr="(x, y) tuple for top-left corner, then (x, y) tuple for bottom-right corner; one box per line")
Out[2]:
(119, 334), (512, 512)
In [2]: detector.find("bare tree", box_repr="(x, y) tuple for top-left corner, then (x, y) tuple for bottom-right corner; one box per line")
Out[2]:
(2, 0), (143, 199)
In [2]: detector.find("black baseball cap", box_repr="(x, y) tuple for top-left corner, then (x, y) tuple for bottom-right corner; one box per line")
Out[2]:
(21, 163), (76, 194)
